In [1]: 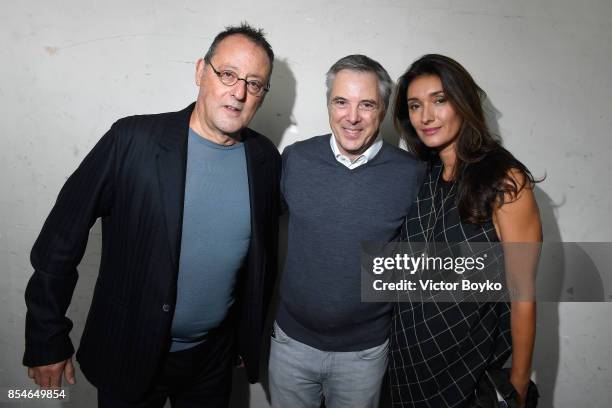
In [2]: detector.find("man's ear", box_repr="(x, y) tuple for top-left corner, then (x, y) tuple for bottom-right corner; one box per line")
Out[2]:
(256, 79), (271, 108)
(257, 93), (267, 108)
(379, 107), (387, 122)
(195, 58), (206, 86)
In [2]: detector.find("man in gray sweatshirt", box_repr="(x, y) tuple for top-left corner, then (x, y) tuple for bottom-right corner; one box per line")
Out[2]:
(268, 55), (425, 408)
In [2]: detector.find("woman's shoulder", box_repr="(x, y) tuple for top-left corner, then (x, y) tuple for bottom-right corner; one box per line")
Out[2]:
(469, 148), (533, 192)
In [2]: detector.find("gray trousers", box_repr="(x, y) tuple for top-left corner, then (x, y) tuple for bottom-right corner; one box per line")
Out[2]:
(268, 321), (388, 408)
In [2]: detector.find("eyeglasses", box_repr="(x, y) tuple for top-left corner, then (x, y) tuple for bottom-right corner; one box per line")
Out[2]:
(206, 60), (270, 96)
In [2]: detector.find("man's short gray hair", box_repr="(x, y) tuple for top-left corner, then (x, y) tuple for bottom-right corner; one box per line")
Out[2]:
(325, 54), (393, 110)
(204, 22), (274, 74)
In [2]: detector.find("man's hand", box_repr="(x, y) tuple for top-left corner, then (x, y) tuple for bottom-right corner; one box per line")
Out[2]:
(27, 358), (76, 388)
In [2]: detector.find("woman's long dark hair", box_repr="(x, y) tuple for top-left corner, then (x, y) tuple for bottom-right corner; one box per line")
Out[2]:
(393, 54), (538, 224)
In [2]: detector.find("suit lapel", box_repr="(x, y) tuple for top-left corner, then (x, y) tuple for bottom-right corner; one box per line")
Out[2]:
(156, 106), (268, 272)
(156, 103), (193, 269)
(243, 128), (267, 244)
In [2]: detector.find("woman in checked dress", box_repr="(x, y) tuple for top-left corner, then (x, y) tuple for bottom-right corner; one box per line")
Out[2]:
(388, 54), (541, 408)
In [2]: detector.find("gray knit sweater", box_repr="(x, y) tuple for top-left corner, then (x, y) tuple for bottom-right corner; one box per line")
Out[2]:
(277, 134), (425, 351)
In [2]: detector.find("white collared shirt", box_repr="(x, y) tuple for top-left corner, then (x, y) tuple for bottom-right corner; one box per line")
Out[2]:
(329, 134), (383, 170)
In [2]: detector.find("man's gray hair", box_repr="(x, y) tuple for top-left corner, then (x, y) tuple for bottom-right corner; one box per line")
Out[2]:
(325, 54), (393, 110)
(204, 22), (274, 74)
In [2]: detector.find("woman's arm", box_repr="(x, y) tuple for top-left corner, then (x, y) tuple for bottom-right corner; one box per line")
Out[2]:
(492, 170), (542, 406)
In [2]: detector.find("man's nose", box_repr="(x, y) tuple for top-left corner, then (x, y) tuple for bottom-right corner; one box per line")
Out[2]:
(232, 79), (248, 100)
(346, 105), (360, 123)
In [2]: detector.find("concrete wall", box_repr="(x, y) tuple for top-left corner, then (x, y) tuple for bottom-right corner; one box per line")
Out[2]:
(1, 0), (611, 406)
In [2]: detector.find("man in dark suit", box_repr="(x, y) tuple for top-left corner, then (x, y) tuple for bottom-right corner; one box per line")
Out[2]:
(23, 22), (281, 408)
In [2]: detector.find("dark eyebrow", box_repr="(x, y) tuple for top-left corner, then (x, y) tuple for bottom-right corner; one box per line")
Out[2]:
(246, 74), (265, 81)
(407, 90), (445, 102)
(216, 64), (239, 71)
(217, 64), (265, 81)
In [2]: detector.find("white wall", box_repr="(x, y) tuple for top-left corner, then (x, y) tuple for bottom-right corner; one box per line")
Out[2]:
(1, 0), (611, 406)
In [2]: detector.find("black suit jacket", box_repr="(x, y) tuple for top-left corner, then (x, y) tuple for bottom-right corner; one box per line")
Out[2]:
(23, 103), (281, 400)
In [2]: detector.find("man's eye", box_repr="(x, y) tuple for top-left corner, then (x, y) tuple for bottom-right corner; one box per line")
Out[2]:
(360, 102), (376, 110)
(221, 71), (236, 80)
(333, 100), (347, 107)
(247, 80), (263, 89)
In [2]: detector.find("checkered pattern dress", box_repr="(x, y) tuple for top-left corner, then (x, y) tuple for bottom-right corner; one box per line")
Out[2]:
(388, 164), (512, 407)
